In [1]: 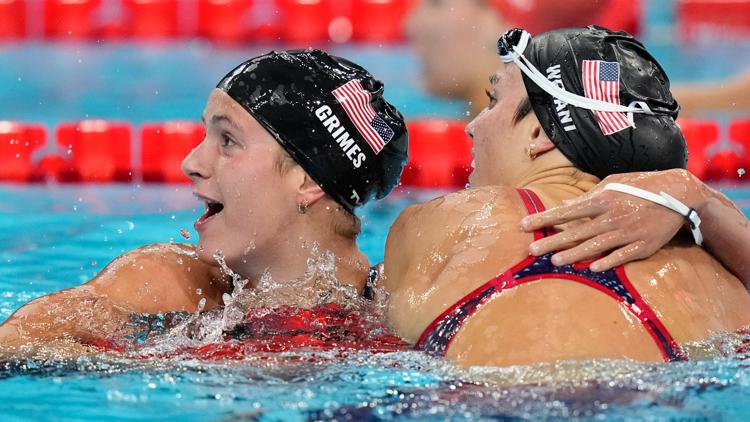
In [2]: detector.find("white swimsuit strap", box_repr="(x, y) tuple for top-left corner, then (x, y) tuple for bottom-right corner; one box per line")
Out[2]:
(603, 183), (703, 246)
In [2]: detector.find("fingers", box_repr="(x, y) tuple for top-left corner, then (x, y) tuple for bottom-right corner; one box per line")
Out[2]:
(528, 214), (613, 256)
(548, 230), (630, 266)
(589, 241), (652, 272)
(521, 198), (601, 232)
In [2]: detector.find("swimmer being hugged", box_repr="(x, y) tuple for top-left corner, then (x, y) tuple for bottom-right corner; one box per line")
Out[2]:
(0, 50), (408, 356)
(383, 26), (750, 366)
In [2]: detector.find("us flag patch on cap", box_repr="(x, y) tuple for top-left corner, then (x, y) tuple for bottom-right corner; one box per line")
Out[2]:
(582, 60), (633, 135)
(332, 79), (394, 154)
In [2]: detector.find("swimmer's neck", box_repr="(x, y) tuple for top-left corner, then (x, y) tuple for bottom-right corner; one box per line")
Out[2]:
(233, 221), (369, 296)
(516, 164), (601, 203)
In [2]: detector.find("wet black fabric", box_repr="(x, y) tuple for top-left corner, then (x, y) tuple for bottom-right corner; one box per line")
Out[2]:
(218, 49), (408, 213)
(518, 26), (687, 178)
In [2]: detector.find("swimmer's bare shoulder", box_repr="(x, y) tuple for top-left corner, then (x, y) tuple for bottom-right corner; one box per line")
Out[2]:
(384, 186), (528, 340)
(89, 243), (227, 313)
(0, 243), (227, 347)
(386, 186), (524, 276)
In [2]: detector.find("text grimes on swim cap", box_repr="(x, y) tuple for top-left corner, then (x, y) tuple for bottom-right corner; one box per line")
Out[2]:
(315, 105), (367, 168)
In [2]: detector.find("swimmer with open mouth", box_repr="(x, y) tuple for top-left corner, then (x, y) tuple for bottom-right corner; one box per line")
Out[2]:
(0, 50), (409, 357)
(1, 36), (749, 367)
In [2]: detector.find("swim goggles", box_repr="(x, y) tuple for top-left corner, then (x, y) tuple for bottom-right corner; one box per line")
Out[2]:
(496, 28), (655, 126)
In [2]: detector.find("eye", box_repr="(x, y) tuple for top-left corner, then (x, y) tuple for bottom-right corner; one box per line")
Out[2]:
(485, 89), (497, 108)
(220, 133), (237, 148)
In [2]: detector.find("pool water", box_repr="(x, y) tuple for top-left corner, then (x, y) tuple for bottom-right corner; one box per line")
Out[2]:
(4, 3), (750, 417)
(3, 184), (750, 421)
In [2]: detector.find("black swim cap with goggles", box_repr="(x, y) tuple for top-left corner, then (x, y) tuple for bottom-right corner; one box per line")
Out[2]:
(497, 26), (687, 178)
(217, 49), (409, 214)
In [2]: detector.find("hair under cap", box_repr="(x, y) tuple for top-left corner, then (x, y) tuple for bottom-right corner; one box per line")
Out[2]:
(217, 49), (409, 213)
(517, 26), (687, 178)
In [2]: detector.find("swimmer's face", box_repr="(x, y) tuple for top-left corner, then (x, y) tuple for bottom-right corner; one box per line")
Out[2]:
(405, 0), (497, 98)
(466, 64), (536, 186)
(182, 89), (299, 272)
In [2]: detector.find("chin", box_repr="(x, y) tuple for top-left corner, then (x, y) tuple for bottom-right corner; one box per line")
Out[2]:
(195, 245), (216, 266)
(195, 238), (221, 265)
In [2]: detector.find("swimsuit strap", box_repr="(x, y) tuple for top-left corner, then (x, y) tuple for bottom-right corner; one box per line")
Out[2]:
(362, 266), (379, 300)
(517, 188), (553, 240)
(414, 189), (547, 354)
(415, 189), (687, 362)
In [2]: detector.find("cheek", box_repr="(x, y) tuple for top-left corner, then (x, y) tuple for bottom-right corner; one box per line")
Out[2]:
(473, 117), (508, 162)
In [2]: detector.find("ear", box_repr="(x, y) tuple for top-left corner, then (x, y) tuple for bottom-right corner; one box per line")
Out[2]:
(294, 169), (326, 207)
(528, 120), (555, 155)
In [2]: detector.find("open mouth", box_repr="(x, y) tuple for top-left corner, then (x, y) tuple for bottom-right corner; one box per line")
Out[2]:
(197, 200), (224, 226)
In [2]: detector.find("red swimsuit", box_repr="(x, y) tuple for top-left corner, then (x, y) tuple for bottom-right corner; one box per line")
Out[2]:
(414, 189), (687, 362)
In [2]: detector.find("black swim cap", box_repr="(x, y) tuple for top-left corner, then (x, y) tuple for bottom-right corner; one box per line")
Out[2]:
(217, 49), (408, 213)
(499, 26), (687, 179)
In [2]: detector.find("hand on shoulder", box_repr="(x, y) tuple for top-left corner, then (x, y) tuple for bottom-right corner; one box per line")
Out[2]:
(519, 169), (733, 272)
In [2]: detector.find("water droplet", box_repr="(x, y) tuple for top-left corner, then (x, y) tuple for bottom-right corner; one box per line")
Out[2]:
(738, 168), (745, 177)
(180, 228), (190, 239)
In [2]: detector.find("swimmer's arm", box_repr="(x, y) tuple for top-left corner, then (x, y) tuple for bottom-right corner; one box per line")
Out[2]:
(0, 285), (135, 349)
(521, 169), (750, 287)
(673, 71), (750, 116)
(382, 205), (419, 293)
(383, 204), (431, 340)
(694, 188), (750, 287)
(0, 243), (223, 347)
(87, 243), (225, 314)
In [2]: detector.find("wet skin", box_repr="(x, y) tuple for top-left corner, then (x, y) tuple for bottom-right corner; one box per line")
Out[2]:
(382, 62), (750, 367)
(0, 89), (369, 356)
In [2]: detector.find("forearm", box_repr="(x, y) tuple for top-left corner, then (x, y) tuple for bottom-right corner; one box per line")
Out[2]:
(651, 169), (750, 286)
(0, 289), (136, 347)
(696, 191), (750, 288)
(673, 71), (750, 116)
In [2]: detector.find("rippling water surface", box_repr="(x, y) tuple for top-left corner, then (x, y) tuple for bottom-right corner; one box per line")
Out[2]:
(2, 184), (750, 421)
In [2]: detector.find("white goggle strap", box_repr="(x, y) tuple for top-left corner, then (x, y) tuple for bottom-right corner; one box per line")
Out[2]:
(500, 31), (655, 121)
(603, 183), (703, 246)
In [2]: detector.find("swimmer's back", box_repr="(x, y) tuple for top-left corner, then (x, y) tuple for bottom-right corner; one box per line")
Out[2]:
(384, 186), (750, 366)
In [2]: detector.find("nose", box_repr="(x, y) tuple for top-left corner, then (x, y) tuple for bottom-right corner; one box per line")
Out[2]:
(465, 120), (475, 140)
(181, 140), (210, 181)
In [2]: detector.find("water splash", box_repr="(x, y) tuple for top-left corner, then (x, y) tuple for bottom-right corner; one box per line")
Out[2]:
(139, 244), (384, 355)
